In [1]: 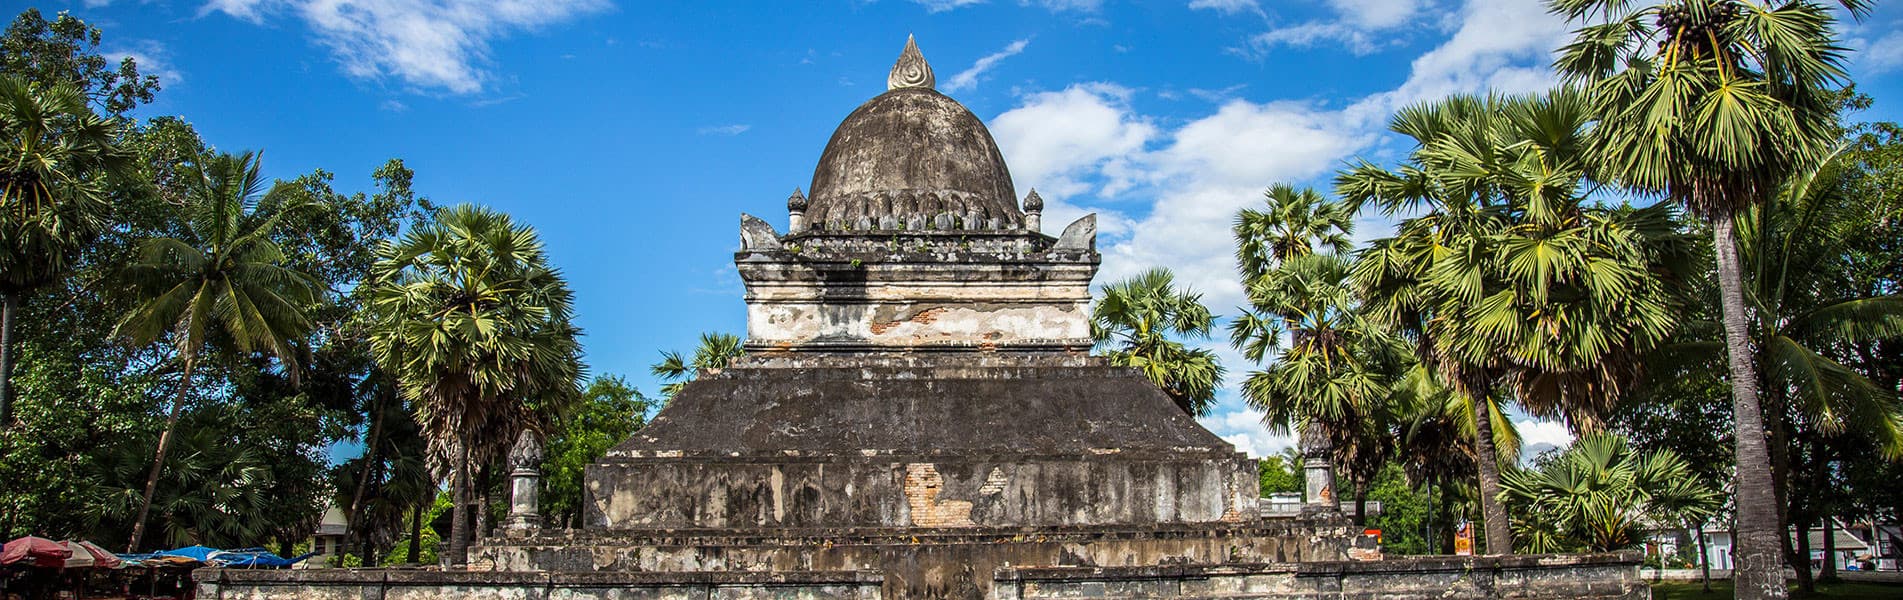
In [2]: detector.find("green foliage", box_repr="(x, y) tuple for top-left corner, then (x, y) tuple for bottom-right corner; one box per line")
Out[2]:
(1501, 433), (1721, 553)
(1364, 463), (1453, 556)
(651, 332), (743, 400)
(1091, 268), (1224, 416)
(0, 9), (159, 116)
(542, 375), (651, 529)
(1256, 448), (1302, 496)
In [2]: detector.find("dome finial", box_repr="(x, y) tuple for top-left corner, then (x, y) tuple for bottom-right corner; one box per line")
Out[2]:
(887, 34), (935, 91)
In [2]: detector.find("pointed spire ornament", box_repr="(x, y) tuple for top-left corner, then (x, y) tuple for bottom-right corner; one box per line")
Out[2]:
(887, 35), (935, 91)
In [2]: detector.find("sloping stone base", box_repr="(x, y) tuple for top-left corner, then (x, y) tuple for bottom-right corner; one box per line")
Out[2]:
(195, 552), (1647, 600)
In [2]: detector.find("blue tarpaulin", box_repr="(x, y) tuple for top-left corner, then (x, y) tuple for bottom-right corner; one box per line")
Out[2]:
(156, 545), (218, 562)
(209, 548), (313, 568)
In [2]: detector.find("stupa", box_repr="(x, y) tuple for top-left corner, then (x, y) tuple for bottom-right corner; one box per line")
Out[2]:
(197, 38), (1649, 600)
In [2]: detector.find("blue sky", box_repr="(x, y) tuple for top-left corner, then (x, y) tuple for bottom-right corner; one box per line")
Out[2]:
(69, 0), (1903, 459)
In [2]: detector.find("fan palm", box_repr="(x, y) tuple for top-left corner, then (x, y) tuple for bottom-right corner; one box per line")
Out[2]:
(1091, 268), (1224, 416)
(0, 75), (129, 427)
(1339, 90), (1690, 554)
(112, 149), (317, 551)
(1549, 1), (1867, 595)
(366, 204), (583, 566)
(1501, 432), (1722, 553)
(650, 332), (744, 399)
(1233, 183), (1355, 283)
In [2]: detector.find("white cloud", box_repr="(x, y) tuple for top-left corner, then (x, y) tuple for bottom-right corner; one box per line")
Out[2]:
(206, 0), (611, 95)
(1027, 0), (1104, 11)
(911, 0), (986, 12)
(698, 124), (752, 136)
(945, 39), (1031, 93)
(1240, 0), (1429, 56)
(1188, 0), (1263, 17)
(201, 0), (271, 22)
(1201, 405), (1296, 458)
(1346, 0), (1569, 118)
(1514, 418), (1574, 463)
(1853, 28), (1903, 74)
(106, 40), (184, 86)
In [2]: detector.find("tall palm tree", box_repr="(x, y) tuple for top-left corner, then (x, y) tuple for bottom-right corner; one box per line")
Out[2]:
(0, 76), (128, 427)
(1091, 268), (1224, 416)
(1549, 2), (1867, 595)
(112, 150), (317, 551)
(367, 204), (583, 566)
(651, 332), (744, 399)
(1340, 90), (1688, 554)
(1233, 183), (1355, 283)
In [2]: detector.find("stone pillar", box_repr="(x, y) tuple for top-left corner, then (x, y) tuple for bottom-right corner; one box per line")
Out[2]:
(787, 188), (808, 233)
(504, 431), (543, 536)
(1299, 425), (1342, 518)
(1022, 189), (1043, 233)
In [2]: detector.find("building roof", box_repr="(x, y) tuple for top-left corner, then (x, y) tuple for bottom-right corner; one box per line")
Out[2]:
(802, 37), (1024, 232)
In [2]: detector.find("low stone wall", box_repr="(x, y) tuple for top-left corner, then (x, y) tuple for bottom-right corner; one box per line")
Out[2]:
(993, 552), (1649, 599)
(195, 569), (885, 600)
(196, 552), (1644, 600)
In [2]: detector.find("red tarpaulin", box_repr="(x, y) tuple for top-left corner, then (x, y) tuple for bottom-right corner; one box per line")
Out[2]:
(0, 536), (71, 568)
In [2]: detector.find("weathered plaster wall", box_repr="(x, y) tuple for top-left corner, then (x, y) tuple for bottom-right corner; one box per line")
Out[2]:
(586, 455), (1255, 530)
(196, 552), (1646, 600)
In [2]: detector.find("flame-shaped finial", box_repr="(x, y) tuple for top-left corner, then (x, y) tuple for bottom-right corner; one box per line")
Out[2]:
(887, 35), (935, 91)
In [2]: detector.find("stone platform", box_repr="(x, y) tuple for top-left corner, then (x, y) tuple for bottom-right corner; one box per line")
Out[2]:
(196, 551), (1649, 599)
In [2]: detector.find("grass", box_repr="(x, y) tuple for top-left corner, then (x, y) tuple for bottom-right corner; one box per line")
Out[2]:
(1651, 581), (1903, 599)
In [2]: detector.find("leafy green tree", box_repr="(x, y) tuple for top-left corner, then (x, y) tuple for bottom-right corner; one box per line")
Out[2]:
(1549, 2), (1868, 595)
(650, 332), (744, 399)
(0, 9), (158, 116)
(1341, 90), (1689, 553)
(112, 150), (319, 551)
(1257, 447), (1303, 496)
(1091, 268), (1224, 416)
(1501, 433), (1721, 554)
(0, 75), (129, 427)
(542, 375), (651, 528)
(367, 204), (583, 566)
(88, 412), (277, 549)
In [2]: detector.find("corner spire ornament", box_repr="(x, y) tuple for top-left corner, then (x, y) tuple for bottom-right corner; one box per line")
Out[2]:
(887, 35), (935, 91)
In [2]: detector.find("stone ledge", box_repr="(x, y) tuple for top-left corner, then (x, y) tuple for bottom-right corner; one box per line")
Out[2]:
(199, 568), (885, 586)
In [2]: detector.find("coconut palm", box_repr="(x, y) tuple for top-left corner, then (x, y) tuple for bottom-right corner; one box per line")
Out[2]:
(1501, 432), (1722, 553)
(0, 75), (129, 427)
(1339, 90), (1689, 554)
(1091, 268), (1224, 416)
(651, 332), (744, 399)
(1548, 1), (1867, 595)
(112, 149), (317, 551)
(366, 204), (583, 566)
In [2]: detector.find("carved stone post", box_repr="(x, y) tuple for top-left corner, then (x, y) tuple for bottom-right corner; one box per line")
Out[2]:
(1299, 425), (1343, 519)
(1022, 189), (1043, 233)
(505, 431), (543, 536)
(787, 188), (808, 233)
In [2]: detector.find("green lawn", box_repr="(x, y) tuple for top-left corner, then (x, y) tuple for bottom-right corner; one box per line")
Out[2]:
(1651, 581), (1903, 599)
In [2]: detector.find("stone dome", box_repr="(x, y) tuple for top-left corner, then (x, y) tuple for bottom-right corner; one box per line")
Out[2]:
(803, 38), (1023, 232)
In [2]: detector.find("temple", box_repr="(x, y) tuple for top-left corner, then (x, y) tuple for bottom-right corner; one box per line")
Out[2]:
(197, 37), (1649, 600)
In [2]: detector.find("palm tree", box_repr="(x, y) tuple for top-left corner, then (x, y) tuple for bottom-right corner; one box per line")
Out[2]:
(1091, 268), (1224, 416)
(1233, 183), (1354, 283)
(0, 76), (129, 427)
(1501, 432), (1722, 554)
(366, 204), (583, 566)
(1339, 90), (1688, 554)
(1548, 2), (1867, 595)
(112, 150), (317, 551)
(650, 332), (744, 399)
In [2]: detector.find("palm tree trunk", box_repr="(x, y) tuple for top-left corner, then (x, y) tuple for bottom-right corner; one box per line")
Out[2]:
(127, 352), (197, 552)
(0, 293), (17, 429)
(1353, 482), (1368, 526)
(1712, 218), (1788, 600)
(1795, 521), (1814, 592)
(408, 501), (424, 565)
(1697, 520), (1713, 593)
(1822, 515), (1839, 582)
(1469, 387), (1513, 555)
(446, 448), (470, 567)
(346, 394), (387, 557)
